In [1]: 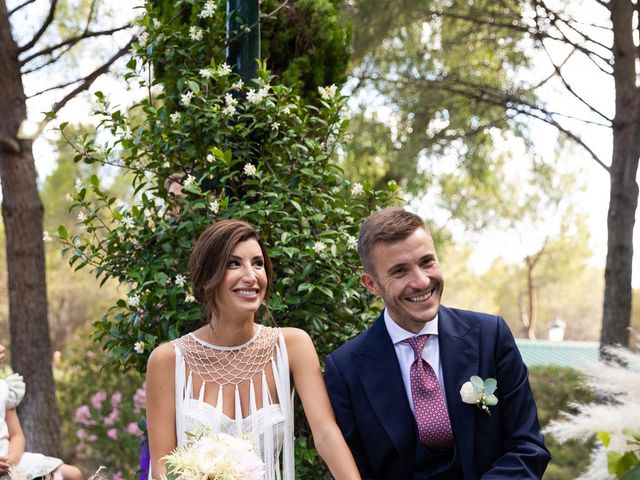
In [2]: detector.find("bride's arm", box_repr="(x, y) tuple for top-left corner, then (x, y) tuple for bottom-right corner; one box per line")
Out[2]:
(146, 342), (177, 479)
(284, 328), (361, 480)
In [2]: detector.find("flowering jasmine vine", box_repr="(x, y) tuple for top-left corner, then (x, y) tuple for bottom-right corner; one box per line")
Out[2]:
(271, 122), (280, 131)
(170, 111), (181, 123)
(346, 235), (357, 249)
(181, 91), (194, 106)
(189, 26), (204, 41)
(77, 211), (86, 222)
(318, 84), (338, 100)
(199, 0), (217, 18)
(206, 153), (214, 163)
(209, 200), (219, 214)
(133, 341), (145, 354)
(351, 182), (364, 196)
(199, 68), (213, 79)
(460, 375), (498, 416)
(185, 294), (196, 303)
(217, 63), (232, 77)
(313, 241), (326, 254)
(121, 216), (135, 229)
(43, 231), (52, 242)
(243, 163), (257, 176)
(232, 79), (244, 90)
(65, 193), (74, 202)
(137, 29), (149, 47)
(183, 175), (196, 187)
(174, 274), (187, 288)
(127, 294), (140, 308)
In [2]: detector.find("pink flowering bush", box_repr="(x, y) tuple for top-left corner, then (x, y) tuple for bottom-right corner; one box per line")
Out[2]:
(56, 325), (145, 479)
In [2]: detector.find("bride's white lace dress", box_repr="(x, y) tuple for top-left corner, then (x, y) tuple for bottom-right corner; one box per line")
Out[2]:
(171, 325), (294, 480)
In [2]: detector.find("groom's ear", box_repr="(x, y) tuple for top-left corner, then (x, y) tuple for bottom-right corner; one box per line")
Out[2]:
(361, 272), (381, 296)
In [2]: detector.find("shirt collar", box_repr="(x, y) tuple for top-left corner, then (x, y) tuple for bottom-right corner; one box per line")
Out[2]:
(384, 308), (439, 345)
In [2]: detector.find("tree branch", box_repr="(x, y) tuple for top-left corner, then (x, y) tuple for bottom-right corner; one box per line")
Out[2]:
(0, 134), (21, 154)
(17, 0), (59, 54)
(27, 78), (83, 99)
(541, 41), (612, 123)
(8, 0), (36, 16)
(20, 25), (132, 66)
(21, 45), (73, 74)
(34, 38), (134, 138)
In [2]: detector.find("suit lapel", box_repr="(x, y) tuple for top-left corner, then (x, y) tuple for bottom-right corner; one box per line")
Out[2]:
(353, 314), (417, 461)
(438, 306), (479, 476)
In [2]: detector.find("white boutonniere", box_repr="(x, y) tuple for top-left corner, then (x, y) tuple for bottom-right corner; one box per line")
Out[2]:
(460, 375), (498, 416)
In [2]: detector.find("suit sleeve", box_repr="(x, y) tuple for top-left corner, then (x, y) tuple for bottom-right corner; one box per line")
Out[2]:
(481, 317), (551, 479)
(324, 353), (376, 479)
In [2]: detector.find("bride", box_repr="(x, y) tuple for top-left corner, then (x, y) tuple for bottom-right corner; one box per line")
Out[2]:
(146, 219), (360, 479)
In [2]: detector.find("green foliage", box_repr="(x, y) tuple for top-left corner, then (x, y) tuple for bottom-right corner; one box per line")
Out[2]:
(149, 0), (350, 103)
(56, 325), (145, 478)
(528, 366), (595, 480)
(58, 0), (394, 425)
(343, 0), (535, 197)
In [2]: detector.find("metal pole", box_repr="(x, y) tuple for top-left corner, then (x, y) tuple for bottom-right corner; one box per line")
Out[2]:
(226, 0), (260, 81)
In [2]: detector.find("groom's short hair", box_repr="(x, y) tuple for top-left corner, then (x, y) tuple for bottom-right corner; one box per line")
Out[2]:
(358, 208), (428, 274)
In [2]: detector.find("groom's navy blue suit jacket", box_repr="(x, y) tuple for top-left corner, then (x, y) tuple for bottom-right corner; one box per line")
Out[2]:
(324, 306), (550, 479)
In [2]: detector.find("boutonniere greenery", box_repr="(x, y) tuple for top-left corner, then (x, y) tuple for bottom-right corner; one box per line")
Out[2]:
(460, 375), (498, 416)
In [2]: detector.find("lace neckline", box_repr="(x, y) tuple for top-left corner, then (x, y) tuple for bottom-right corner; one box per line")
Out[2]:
(188, 324), (263, 351)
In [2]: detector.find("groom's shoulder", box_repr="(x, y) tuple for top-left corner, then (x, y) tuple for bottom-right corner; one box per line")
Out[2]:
(441, 305), (510, 334)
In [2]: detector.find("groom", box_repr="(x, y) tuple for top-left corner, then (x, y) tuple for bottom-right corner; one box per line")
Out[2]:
(324, 208), (550, 479)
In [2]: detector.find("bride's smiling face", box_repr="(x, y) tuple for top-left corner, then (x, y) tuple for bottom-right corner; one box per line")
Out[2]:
(214, 239), (268, 318)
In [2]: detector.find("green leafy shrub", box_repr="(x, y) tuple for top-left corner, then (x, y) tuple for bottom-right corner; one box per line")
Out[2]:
(55, 325), (145, 478)
(528, 365), (595, 480)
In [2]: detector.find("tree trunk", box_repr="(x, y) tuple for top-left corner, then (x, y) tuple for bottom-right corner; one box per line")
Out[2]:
(600, 0), (639, 351)
(0, 1), (61, 455)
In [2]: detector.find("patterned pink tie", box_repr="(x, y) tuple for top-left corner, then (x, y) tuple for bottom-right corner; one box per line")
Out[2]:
(404, 335), (453, 450)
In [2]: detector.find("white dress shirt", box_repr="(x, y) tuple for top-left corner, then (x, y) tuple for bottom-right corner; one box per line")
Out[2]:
(384, 309), (445, 414)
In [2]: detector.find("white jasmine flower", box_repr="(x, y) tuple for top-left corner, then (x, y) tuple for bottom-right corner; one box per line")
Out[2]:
(75, 178), (82, 191)
(123, 127), (132, 139)
(318, 84), (338, 100)
(206, 153), (214, 163)
(199, 68), (213, 79)
(199, 0), (217, 18)
(313, 241), (326, 254)
(121, 216), (135, 229)
(77, 211), (86, 222)
(346, 234), (357, 249)
(152, 18), (161, 28)
(185, 294), (196, 303)
(181, 90), (194, 106)
(225, 93), (238, 107)
(282, 106), (291, 115)
(246, 89), (260, 104)
(184, 174), (196, 187)
(134, 341), (145, 354)
(137, 29), (149, 47)
(65, 193), (74, 202)
(232, 80), (244, 90)
(217, 63), (232, 76)
(174, 274), (186, 288)
(222, 105), (237, 116)
(128, 294), (140, 307)
(162, 161), (171, 168)
(209, 200), (219, 214)
(189, 26), (204, 41)
(351, 182), (364, 196)
(43, 231), (52, 242)
(243, 163), (257, 176)
(170, 111), (181, 123)
(271, 122), (280, 130)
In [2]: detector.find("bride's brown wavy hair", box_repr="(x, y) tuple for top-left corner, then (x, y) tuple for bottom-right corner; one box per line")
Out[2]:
(189, 220), (273, 321)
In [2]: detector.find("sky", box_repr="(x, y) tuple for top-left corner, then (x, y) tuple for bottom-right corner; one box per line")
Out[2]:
(14, 0), (637, 285)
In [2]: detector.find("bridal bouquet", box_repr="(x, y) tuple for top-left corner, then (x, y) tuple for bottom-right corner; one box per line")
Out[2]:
(163, 432), (265, 480)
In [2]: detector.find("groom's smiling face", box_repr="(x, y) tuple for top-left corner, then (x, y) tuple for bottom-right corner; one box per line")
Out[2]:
(361, 227), (444, 333)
